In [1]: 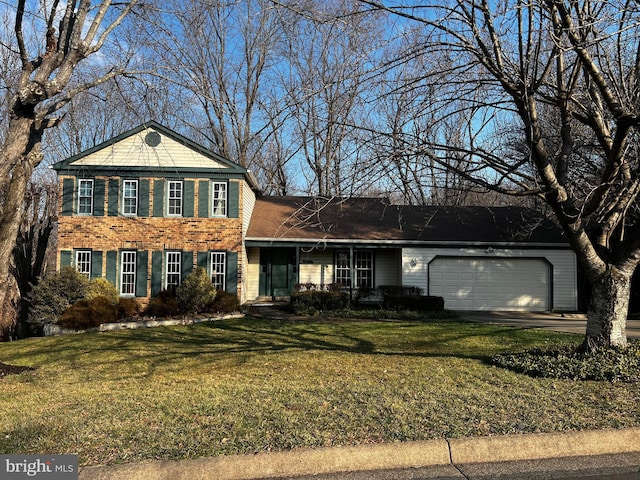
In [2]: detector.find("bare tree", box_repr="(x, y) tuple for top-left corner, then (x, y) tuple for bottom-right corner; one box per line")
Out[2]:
(360, 0), (640, 350)
(280, 0), (381, 196)
(11, 173), (57, 338)
(0, 1), (139, 325)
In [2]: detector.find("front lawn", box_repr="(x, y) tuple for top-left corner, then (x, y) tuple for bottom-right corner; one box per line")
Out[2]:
(0, 317), (638, 466)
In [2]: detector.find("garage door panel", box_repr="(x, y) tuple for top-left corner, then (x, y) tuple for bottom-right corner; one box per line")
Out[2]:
(429, 257), (549, 311)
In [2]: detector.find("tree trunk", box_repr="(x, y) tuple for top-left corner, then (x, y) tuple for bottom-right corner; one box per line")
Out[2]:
(0, 119), (37, 329)
(582, 266), (630, 352)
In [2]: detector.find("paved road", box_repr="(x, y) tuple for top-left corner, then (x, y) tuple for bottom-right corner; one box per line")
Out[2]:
(263, 452), (640, 479)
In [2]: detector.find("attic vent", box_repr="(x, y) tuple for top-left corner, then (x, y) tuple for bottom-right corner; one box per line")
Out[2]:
(145, 131), (161, 147)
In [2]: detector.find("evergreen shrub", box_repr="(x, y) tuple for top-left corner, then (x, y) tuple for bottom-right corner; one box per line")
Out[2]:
(175, 267), (217, 313)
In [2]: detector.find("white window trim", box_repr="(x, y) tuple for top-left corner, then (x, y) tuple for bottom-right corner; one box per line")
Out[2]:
(75, 250), (92, 278)
(211, 181), (228, 218)
(120, 251), (137, 296)
(77, 179), (94, 215)
(165, 251), (182, 290)
(334, 250), (374, 289)
(167, 180), (183, 217)
(210, 251), (226, 291)
(122, 179), (138, 216)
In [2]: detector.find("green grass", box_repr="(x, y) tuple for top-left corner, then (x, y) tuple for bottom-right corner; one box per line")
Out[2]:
(0, 317), (638, 466)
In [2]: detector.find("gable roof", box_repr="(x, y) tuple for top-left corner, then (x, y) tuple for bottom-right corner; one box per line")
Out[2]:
(51, 121), (260, 189)
(246, 196), (568, 246)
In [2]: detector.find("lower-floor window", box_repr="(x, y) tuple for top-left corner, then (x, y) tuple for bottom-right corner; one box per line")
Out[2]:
(75, 250), (91, 278)
(121, 251), (136, 295)
(166, 251), (181, 291)
(335, 250), (374, 288)
(210, 252), (226, 290)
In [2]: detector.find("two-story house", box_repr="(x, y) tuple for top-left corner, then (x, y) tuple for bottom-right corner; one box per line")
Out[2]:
(52, 121), (259, 304)
(53, 122), (579, 312)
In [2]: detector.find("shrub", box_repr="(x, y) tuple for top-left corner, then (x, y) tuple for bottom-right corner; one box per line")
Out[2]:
(175, 268), (217, 314)
(86, 278), (119, 305)
(58, 296), (117, 329)
(290, 290), (350, 314)
(378, 285), (423, 297)
(491, 340), (640, 382)
(146, 289), (180, 317)
(383, 294), (445, 311)
(26, 267), (89, 335)
(209, 290), (240, 313)
(117, 297), (141, 319)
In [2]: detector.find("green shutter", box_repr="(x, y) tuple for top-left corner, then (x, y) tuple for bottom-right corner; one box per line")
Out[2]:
(94, 179), (105, 216)
(226, 251), (238, 294)
(198, 180), (209, 218)
(106, 251), (117, 286)
(60, 250), (72, 268)
(197, 252), (208, 271)
(184, 181), (195, 218)
(151, 251), (163, 296)
(138, 179), (150, 217)
(182, 251), (193, 279)
(136, 250), (148, 297)
(153, 180), (165, 217)
(91, 251), (103, 279)
(108, 179), (119, 216)
(228, 181), (239, 218)
(61, 178), (74, 216)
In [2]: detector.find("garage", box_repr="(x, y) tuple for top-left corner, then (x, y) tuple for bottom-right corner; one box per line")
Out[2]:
(428, 257), (550, 311)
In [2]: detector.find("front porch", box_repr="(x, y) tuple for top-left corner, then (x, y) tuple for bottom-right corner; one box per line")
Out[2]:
(244, 244), (402, 302)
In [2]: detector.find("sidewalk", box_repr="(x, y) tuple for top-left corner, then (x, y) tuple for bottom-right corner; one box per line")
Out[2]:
(79, 428), (640, 480)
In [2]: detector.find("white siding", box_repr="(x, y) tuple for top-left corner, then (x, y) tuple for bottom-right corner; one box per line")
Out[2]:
(375, 249), (402, 287)
(70, 128), (230, 169)
(299, 250), (334, 286)
(245, 247), (261, 301)
(242, 181), (256, 236)
(402, 247), (577, 311)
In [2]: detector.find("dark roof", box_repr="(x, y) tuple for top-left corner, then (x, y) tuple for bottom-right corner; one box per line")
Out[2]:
(246, 196), (567, 245)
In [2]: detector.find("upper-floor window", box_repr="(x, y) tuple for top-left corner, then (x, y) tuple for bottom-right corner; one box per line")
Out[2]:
(122, 180), (138, 216)
(210, 252), (226, 290)
(167, 180), (183, 216)
(75, 250), (91, 278)
(78, 179), (94, 215)
(212, 182), (227, 217)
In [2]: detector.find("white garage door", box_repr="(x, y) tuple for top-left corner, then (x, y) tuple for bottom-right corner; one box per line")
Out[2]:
(428, 257), (549, 311)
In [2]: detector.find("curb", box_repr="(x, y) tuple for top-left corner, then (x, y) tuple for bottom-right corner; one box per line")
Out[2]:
(79, 427), (640, 480)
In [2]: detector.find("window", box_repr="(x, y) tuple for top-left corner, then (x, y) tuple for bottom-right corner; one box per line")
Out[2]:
(335, 251), (351, 287)
(120, 251), (136, 295)
(122, 180), (138, 215)
(354, 251), (374, 288)
(212, 182), (227, 217)
(75, 250), (91, 278)
(335, 250), (374, 288)
(78, 179), (94, 215)
(167, 180), (183, 216)
(166, 251), (181, 292)
(210, 252), (226, 290)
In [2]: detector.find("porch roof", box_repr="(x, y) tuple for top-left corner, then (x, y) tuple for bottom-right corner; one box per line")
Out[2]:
(245, 196), (568, 246)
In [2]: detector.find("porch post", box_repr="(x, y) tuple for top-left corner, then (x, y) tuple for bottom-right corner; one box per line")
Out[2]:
(295, 246), (300, 288)
(349, 245), (354, 300)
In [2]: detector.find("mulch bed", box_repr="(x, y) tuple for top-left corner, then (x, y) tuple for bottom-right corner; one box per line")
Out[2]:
(0, 362), (34, 379)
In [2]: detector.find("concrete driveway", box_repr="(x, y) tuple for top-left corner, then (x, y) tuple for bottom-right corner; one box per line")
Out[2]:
(460, 311), (640, 338)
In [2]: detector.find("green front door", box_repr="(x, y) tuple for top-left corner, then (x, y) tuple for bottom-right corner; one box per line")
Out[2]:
(259, 248), (296, 298)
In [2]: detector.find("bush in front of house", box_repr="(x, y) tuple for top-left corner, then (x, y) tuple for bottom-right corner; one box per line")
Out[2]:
(58, 296), (118, 329)
(175, 267), (217, 314)
(209, 290), (240, 313)
(145, 289), (180, 317)
(117, 297), (141, 319)
(383, 294), (445, 312)
(378, 285), (424, 297)
(26, 266), (89, 335)
(290, 290), (350, 314)
(491, 340), (640, 382)
(85, 278), (119, 305)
